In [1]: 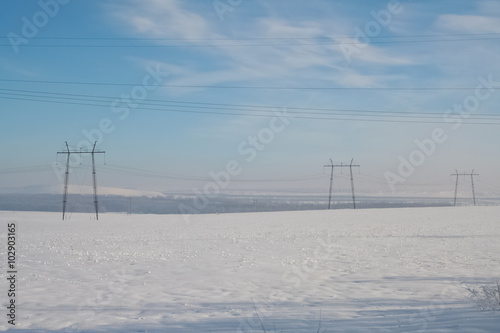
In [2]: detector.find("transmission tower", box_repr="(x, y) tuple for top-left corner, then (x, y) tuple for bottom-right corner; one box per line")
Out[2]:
(57, 141), (105, 220)
(324, 158), (360, 209)
(450, 170), (479, 206)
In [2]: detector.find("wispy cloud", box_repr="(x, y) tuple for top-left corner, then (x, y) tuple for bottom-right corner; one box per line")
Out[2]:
(0, 57), (38, 77)
(106, 0), (413, 91)
(435, 14), (500, 33)
(109, 0), (212, 39)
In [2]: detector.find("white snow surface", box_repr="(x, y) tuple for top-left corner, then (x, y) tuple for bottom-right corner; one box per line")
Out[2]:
(0, 206), (499, 332)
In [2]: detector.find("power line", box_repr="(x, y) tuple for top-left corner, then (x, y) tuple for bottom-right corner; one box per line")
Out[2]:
(101, 164), (323, 183)
(0, 88), (467, 113)
(3, 94), (498, 125)
(0, 78), (489, 91)
(2, 32), (499, 41)
(4, 89), (500, 119)
(0, 162), (324, 182)
(2, 37), (500, 48)
(5, 88), (500, 119)
(0, 165), (53, 175)
(2, 93), (500, 125)
(3, 90), (499, 119)
(2, 95), (499, 125)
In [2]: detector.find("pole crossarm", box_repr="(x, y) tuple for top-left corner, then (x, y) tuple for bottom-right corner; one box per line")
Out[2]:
(57, 151), (105, 154)
(325, 163), (361, 168)
(450, 172), (479, 177)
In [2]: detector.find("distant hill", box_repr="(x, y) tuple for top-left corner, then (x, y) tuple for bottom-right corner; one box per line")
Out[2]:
(0, 192), (468, 215)
(1, 186), (498, 215)
(0, 184), (165, 198)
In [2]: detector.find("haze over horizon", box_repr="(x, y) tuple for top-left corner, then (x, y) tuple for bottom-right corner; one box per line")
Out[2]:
(2, 0), (500, 200)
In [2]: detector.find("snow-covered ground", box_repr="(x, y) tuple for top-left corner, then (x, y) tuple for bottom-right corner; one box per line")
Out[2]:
(0, 206), (499, 332)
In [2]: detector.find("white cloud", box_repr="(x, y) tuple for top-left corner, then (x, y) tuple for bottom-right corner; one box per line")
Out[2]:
(333, 70), (381, 88)
(258, 18), (324, 38)
(110, 0), (211, 39)
(107, 1), (414, 91)
(477, 1), (500, 16)
(435, 14), (500, 34)
(0, 57), (38, 77)
(347, 42), (414, 65)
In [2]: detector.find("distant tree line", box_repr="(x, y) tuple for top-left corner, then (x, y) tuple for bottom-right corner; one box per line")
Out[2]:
(0, 193), (460, 215)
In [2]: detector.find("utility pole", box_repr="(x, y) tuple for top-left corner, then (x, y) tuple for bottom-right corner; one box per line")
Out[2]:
(471, 169), (477, 206)
(324, 159), (334, 209)
(452, 169), (459, 206)
(349, 158), (357, 209)
(62, 142), (70, 220)
(91, 142), (99, 220)
(450, 170), (479, 206)
(57, 141), (105, 220)
(324, 158), (360, 210)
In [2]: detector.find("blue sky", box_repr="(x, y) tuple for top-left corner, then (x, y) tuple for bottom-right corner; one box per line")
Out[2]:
(1, 0), (500, 197)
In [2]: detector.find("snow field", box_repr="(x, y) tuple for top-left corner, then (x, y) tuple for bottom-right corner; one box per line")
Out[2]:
(0, 206), (499, 332)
